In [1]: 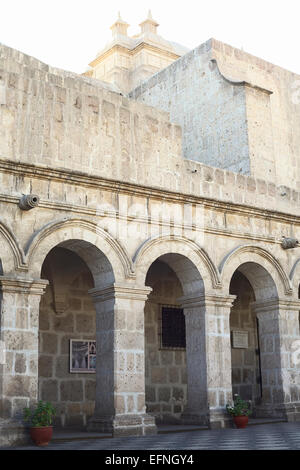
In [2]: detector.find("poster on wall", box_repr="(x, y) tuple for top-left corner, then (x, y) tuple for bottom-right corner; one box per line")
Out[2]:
(70, 339), (96, 373)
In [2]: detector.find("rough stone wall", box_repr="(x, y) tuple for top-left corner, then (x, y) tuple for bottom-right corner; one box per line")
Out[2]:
(0, 282), (44, 421)
(130, 38), (300, 189)
(130, 40), (250, 174)
(3, 42), (300, 217)
(144, 261), (186, 423)
(230, 271), (261, 404)
(1, 41), (300, 440)
(0, 43), (182, 191)
(39, 248), (96, 428)
(211, 39), (300, 191)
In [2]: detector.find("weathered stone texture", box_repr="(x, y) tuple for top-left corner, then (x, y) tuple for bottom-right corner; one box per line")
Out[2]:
(230, 271), (261, 403)
(145, 261), (186, 423)
(1, 29), (300, 446)
(131, 38), (300, 192)
(38, 248), (96, 428)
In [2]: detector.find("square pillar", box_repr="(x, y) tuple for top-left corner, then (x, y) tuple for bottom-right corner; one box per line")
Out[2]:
(0, 276), (48, 447)
(180, 294), (235, 428)
(253, 298), (300, 421)
(87, 283), (157, 437)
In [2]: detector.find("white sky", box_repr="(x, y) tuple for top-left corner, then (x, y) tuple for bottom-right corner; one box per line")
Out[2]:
(1, 0), (300, 75)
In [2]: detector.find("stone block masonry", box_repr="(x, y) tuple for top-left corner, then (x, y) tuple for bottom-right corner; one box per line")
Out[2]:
(1, 29), (300, 446)
(2, 42), (300, 218)
(39, 248), (96, 428)
(144, 261), (187, 423)
(130, 38), (300, 191)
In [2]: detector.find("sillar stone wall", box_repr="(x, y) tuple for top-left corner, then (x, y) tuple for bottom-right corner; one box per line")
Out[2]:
(230, 271), (261, 405)
(131, 38), (300, 190)
(144, 261), (187, 423)
(38, 253), (188, 427)
(38, 248), (96, 428)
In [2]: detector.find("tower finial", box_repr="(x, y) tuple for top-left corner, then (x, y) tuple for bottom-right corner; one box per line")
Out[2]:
(110, 12), (129, 37)
(139, 10), (159, 35)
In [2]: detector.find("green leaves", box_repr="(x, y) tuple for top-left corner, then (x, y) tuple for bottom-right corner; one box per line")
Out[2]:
(23, 401), (56, 427)
(226, 395), (252, 417)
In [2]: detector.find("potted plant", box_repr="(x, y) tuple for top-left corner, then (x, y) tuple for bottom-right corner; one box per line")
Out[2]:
(226, 395), (252, 428)
(23, 401), (56, 446)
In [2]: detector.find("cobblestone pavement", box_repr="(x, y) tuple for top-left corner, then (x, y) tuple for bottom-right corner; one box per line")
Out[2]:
(4, 422), (300, 450)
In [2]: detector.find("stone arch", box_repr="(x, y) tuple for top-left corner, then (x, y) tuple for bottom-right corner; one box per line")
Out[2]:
(289, 258), (300, 293)
(0, 220), (25, 274)
(134, 235), (220, 294)
(220, 245), (291, 300)
(26, 218), (132, 284)
(138, 236), (215, 424)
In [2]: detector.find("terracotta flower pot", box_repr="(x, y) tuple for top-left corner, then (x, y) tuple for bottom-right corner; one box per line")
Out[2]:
(30, 426), (53, 446)
(233, 416), (249, 429)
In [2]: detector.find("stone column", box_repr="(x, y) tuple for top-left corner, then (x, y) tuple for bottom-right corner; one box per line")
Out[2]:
(180, 293), (236, 428)
(87, 283), (157, 436)
(0, 276), (48, 447)
(252, 298), (300, 421)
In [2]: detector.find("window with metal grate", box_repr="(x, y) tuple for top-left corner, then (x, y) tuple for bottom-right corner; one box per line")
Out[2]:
(161, 306), (186, 349)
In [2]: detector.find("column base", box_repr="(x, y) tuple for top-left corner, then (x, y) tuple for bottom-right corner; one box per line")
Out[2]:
(181, 408), (231, 429)
(0, 419), (30, 448)
(180, 411), (209, 426)
(208, 409), (232, 429)
(87, 413), (157, 437)
(255, 402), (300, 422)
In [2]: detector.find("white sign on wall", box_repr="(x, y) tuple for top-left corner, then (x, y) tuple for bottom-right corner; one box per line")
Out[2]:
(232, 330), (248, 349)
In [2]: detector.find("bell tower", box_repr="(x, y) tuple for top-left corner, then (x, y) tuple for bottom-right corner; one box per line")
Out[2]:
(84, 12), (189, 94)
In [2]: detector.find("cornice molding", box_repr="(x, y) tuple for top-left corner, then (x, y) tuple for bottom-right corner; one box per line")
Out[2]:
(0, 194), (279, 246)
(88, 283), (152, 302)
(252, 298), (300, 314)
(89, 43), (180, 68)
(179, 293), (236, 309)
(0, 276), (48, 295)
(211, 59), (273, 95)
(0, 159), (299, 225)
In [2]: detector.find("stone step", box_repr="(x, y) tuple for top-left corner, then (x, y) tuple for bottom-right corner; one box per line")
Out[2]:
(51, 418), (286, 442)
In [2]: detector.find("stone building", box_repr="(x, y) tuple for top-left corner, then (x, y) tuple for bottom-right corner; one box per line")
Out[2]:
(1, 13), (300, 446)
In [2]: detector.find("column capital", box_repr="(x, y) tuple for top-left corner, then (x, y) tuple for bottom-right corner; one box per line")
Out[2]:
(0, 276), (49, 295)
(88, 283), (152, 303)
(178, 293), (236, 309)
(252, 298), (300, 315)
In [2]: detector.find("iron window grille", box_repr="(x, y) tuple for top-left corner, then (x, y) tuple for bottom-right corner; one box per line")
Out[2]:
(159, 305), (186, 349)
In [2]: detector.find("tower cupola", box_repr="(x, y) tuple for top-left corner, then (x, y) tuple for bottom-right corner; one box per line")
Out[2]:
(139, 10), (159, 35)
(110, 12), (129, 38)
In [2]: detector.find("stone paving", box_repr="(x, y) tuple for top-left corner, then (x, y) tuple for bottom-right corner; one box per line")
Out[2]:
(3, 422), (300, 450)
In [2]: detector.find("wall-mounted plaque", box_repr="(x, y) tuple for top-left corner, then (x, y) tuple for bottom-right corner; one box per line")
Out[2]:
(70, 339), (96, 373)
(232, 330), (248, 349)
